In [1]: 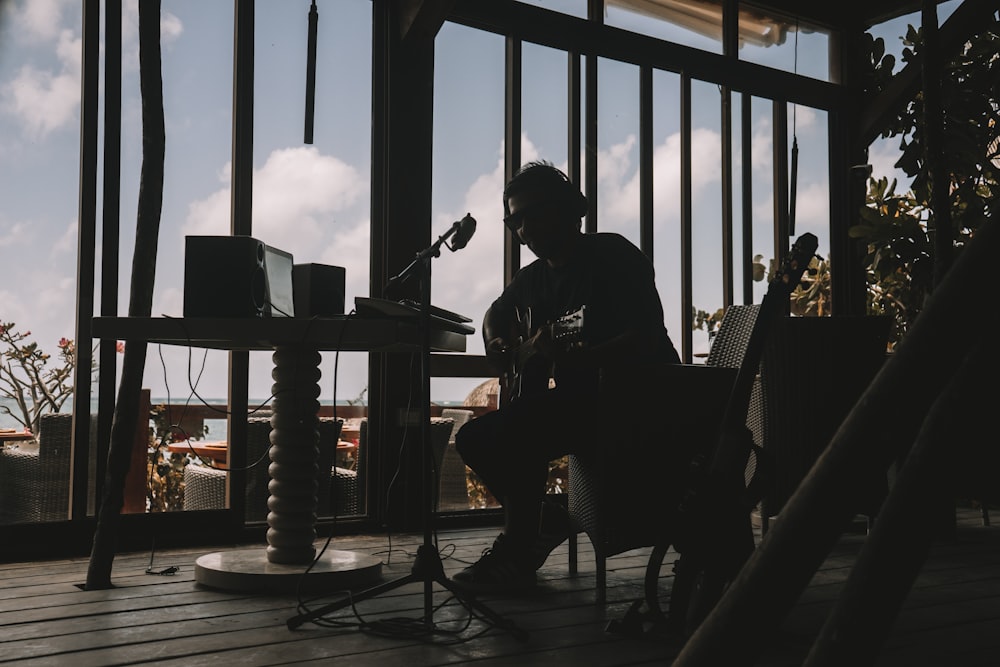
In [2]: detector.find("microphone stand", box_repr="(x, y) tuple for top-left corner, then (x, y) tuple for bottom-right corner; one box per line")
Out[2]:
(287, 224), (525, 640)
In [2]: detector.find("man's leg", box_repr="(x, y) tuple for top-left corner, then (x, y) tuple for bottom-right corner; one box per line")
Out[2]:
(452, 390), (592, 591)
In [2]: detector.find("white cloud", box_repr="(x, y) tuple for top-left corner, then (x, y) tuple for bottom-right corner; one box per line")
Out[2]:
(2, 268), (77, 344)
(596, 128), (722, 230)
(51, 216), (76, 256)
(431, 151), (507, 308)
(3, 27), (80, 138)
(160, 10), (183, 44)
(0, 219), (31, 248)
(182, 146), (367, 263)
(792, 179), (830, 237)
(319, 215), (370, 305)
(750, 115), (774, 173)
(791, 104), (818, 130)
(121, 3), (184, 71)
(868, 136), (911, 191)
(5, 0), (71, 43)
(597, 134), (638, 225)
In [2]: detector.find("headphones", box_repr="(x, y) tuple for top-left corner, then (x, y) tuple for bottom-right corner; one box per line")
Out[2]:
(503, 162), (588, 242)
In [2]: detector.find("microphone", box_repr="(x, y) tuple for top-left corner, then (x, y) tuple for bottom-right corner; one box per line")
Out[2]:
(448, 213), (477, 251)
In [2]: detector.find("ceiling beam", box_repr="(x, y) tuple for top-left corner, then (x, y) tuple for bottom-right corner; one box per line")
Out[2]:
(398, 0), (457, 42)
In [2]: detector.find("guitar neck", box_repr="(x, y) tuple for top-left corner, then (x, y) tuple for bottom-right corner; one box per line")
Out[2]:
(722, 234), (817, 435)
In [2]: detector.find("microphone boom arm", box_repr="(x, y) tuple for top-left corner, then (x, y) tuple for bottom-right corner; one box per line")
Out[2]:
(383, 215), (472, 296)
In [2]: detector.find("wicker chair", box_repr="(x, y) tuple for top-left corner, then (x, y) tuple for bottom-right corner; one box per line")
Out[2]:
(0, 413), (76, 523)
(567, 304), (761, 604)
(437, 409), (474, 511)
(183, 416), (345, 519)
(349, 416), (455, 515)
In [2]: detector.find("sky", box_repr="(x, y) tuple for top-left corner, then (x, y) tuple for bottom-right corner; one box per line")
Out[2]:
(0, 0), (952, 411)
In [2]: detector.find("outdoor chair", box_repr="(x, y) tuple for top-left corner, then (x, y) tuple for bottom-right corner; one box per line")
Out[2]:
(183, 416), (346, 518)
(0, 413), (101, 523)
(437, 408), (474, 511)
(566, 304), (762, 604)
(357, 416), (457, 511)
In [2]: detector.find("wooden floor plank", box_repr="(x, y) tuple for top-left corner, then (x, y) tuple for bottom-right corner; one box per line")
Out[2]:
(1, 509), (998, 666)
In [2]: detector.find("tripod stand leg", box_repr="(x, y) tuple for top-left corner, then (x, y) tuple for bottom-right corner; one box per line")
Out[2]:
(287, 258), (526, 639)
(287, 543), (527, 640)
(286, 570), (419, 629)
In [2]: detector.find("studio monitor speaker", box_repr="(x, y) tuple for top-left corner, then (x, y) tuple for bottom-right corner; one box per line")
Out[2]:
(183, 235), (295, 318)
(293, 263), (346, 317)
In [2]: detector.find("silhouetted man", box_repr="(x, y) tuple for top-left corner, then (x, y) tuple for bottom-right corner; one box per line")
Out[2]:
(453, 161), (681, 593)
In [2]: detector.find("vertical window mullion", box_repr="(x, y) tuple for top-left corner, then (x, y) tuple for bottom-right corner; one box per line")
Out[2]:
(584, 52), (597, 234)
(568, 51), (582, 197)
(741, 92), (754, 305)
(640, 64), (653, 258)
(721, 84), (734, 308)
(773, 100), (790, 270)
(504, 36), (522, 285)
(680, 71), (693, 362)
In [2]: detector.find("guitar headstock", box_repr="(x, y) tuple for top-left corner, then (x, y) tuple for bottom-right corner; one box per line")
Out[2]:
(551, 306), (585, 341)
(771, 232), (819, 295)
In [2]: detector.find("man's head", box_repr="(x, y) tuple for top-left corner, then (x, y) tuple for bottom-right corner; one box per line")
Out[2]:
(502, 161), (587, 261)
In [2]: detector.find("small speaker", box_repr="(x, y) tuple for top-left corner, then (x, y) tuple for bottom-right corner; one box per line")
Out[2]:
(183, 236), (295, 318)
(293, 263), (346, 317)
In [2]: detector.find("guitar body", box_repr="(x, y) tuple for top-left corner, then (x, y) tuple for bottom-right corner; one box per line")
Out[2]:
(499, 306), (586, 406)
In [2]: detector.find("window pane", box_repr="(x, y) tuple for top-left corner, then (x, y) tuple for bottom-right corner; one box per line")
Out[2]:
(519, 0), (588, 19)
(432, 22), (505, 364)
(739, 20), (832, 83)
(690, 78), (724, 356)
(652, 69), (684, 357)
(596, 57), (640, 245)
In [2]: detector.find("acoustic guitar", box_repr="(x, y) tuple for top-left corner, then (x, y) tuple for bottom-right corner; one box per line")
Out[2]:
(499, 305), (586, 405)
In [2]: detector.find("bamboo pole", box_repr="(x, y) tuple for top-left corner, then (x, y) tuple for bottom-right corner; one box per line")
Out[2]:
(672, 216), (998, 665)
(802, 334), (992, 666)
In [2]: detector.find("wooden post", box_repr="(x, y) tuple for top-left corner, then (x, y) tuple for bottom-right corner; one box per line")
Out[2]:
(122, 389), (150, 514)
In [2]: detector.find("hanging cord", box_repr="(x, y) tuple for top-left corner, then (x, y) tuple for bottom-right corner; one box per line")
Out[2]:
(788, 18), (799, 236)
(304, 0), (318, 144)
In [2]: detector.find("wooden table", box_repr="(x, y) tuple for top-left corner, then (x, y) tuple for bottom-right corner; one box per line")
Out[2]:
(340, 418), (362, 443)
(0, 430), (34, 445)
(166, 440), (228, 464)
(167, 439), (358, 469)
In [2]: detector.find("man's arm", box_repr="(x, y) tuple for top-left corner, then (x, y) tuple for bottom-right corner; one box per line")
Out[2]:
(482, 302), (514, 374)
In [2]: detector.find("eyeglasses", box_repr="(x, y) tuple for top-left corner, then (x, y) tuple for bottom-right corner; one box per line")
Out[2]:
(503, 200), (557, 233)
(503, 210), (527, 232)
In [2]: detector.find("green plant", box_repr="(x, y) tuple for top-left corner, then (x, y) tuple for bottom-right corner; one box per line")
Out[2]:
(146, 403), (194, 512)
(854, 23), (999, 343)
(0, 322), (79, 434)
(146, 448), (187, 512)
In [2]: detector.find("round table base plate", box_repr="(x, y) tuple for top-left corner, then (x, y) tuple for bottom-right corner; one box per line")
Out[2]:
(194, 547), (383, 594)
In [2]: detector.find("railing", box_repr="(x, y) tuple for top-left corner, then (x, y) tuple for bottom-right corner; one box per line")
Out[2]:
(149, 401), (495, 440)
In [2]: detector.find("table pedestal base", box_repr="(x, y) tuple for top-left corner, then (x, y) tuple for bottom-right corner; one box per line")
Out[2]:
(194, 547), (383, 594)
